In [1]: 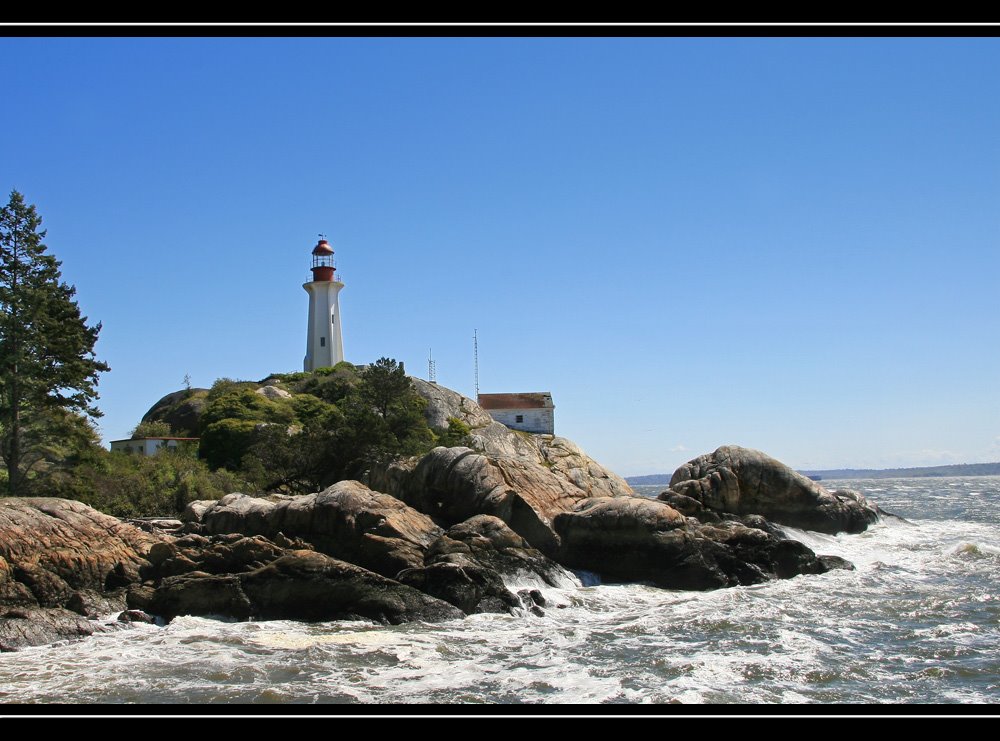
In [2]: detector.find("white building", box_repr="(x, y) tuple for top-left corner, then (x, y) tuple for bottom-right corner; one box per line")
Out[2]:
(303, 237), (345, 372)
(109, 437), (199, 456)
(478, 392), (555, 435)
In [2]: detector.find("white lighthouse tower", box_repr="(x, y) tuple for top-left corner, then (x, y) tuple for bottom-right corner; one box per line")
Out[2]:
(303, 237), (345, 372)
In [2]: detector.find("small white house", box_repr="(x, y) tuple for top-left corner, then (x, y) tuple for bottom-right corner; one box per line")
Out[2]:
(110, 437), (199, 456)
(477, 392), (555, 435)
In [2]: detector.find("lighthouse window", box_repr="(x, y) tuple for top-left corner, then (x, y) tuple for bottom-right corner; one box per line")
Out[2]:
(320, 337), (326, 347)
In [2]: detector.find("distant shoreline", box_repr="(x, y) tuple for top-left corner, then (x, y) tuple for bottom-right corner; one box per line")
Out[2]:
(627, 461), (1000, 486)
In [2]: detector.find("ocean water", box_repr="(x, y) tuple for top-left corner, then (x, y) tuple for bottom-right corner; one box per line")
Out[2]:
(1, 476), (998, 705)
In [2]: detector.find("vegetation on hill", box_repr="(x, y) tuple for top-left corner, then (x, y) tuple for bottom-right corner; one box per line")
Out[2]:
(48, 443), (244, 518)
(37, 358), (466, 518)
(196, 358), (439, 494)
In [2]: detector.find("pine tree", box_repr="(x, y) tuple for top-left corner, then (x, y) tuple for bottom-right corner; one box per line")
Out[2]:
(0, 190), (110, 495)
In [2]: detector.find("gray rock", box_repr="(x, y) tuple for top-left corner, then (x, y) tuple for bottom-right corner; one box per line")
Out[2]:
(467, 421), (543, 460)
(533, 435), (634, 499)
(180, 499), (215, 524)
(397, 515), (579, 615)
(256, 385), (292, 401)
(126, 518), (185, 535)
(117, 609), (155, 624)
(396, 561), (520, 615)
(436, 515), (579, 591)
(553, 496), (847, 590)
(667, 445), (882, 535)
(149, 550), (464, 625)
(65, 590), (127, 618)
(140, 388), (209, 437)
(410, 377), (495, 430)
(0, 607), (107, 652)
(145, 533), (293, 579)
(391, 446), (600, 557)
(199, 482), (443, 578)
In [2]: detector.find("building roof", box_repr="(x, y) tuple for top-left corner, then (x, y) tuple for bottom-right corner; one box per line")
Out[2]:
(477, 392), (554, 410)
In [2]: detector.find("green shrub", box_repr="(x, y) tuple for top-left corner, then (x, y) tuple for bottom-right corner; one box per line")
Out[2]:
(437, 417), (472, 447)
(200, 418), (262, 471)
(112, 359), (440, 501)
(49, 447), (244, 518)
(130, 419), (172, 438)
(206, 378), (258, 401)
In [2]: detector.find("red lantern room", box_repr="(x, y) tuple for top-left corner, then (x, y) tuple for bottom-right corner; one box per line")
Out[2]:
(311, 238), (336, 282)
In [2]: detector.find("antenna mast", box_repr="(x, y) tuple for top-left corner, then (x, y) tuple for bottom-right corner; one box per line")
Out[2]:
(428, 348), (437, 384)
(473, 329), (480, 401)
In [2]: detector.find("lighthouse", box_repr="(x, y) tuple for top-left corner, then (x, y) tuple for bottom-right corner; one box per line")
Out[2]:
(303, 237), (345, 372)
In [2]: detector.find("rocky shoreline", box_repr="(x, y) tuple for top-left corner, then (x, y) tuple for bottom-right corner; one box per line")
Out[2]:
(0, 384), (886, 652)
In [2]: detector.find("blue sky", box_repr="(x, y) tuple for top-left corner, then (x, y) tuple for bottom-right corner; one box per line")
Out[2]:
(2, 36), (998, 475)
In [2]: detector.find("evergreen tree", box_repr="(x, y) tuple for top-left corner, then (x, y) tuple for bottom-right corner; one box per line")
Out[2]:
(357, 357), (413, 419)
(0, 190), (109, 495)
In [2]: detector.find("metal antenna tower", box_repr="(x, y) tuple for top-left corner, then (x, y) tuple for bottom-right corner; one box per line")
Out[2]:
(473, 329), (480, 400)
(428, 348), (437, 384)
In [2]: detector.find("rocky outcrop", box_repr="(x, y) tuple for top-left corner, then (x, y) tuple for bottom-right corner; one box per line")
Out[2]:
(0, 498), (158, 601)
(143, 532), (312, 579)
(390, 446), (609, 557)
(411, 377), (495, 430)
(0, 606), (111, 651)
(409, 378), (633, 500)
(397, 515), (578, 614)
(140, 388), (209, 437)
(531, 435), (634, 499)
(193, 481), (444, 578)
(436, 515), (579, 591)
(0, 418), (886, 650)
(667, 446), (881, 535)
(256, 385), (292, 401)
(148, 550), (464, 625)
(553, 496), (852, 590)
(0, 498), (160, 650)
(465, 422), (544, 460)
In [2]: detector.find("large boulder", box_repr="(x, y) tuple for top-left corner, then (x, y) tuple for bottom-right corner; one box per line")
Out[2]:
(0, 498), (161, 650)
(667, 445), (881, 535)
(140, 388), (209, 437)
(148, 550), (464, 625)
(466, 421), (545, 460)
(0, 606), (110, 652)
(255, 385), (291, 401)
(409, 378), (633, 500)
(391, 446), (609, 557)
(410, 377), (495, 430)
(143, 532), (310, 579)
(531, 435), (634, 499)
(553, 496), (851, 590)
(0, 498), (158, 602)
(397, 515), (579, 614)
(436, 515), (579, 591)
(196, 482), (444, 578)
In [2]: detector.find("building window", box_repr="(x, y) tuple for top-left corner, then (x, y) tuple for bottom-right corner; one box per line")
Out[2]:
(515, 415), (524, 423)
(320, 337), (326, 347)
